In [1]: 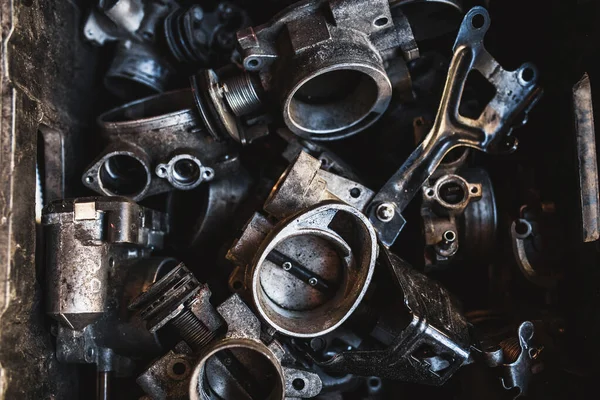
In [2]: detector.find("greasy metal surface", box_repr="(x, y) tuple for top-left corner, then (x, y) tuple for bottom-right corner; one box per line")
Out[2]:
(43, 197), (168, 329)
(367, 6), (541, 246)
(250, 202), (378, 337)
(322, 249), (471, 384)
(499, 321), (542, 398)
(573, 73), (599, 242)
(232, 0), (416, 140)
(82, 89), (238, 201)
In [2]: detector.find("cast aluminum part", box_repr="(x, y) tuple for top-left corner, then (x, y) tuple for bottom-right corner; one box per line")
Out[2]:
(192, 0), (419, 143)
(43, 197), (168, 330)
(82, 89), (239, 201)
(421, 168), (496, 268)
(189, 294), (323, 399)
(54, 257), (179, 377)
(366, 6), (542, 247)
(321, 249), (471, 385)
(227, 153), (378, 338)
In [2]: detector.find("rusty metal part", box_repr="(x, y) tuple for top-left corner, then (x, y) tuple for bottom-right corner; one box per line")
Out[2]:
(43, 197), (168, 330)
(367, 6), (542, 246)
(193, 0), (418, 142)
(82, 89), (239, 201)
(321, 249), (471, 384)
(421, 169), (496, 268)
(130, 264), (221, 353)
(189, 294), (322, 400)
(573, 73), (600, 242)
(264, 151), (374, 219)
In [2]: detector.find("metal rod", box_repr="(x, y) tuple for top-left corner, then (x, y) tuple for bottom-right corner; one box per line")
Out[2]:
(97, 371), (111, 400)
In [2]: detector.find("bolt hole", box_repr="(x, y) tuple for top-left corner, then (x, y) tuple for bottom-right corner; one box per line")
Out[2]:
(369, 377), (381, 388)
(374, 17), (389, 27)
(203, 170), (213, 179)
(443, 230), (456, 242)
(427, 189), (435, 197)
(292, 378), (305, 391)
(247, 58), (259, 68)
(172, 362), (187, 376)
(515, 220), (531, 236)
(350, 188), (361, 198)
(85, 176), (94, 184)
(471, 186), (478, 194)
(521, 67), (535, 82)
(320, 158), (328, 167)
(232, 281), (242, 290)
(471, 14), (485, 29)
(108, 257), (115, 268)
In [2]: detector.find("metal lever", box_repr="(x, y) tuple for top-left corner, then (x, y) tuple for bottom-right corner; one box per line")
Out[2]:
(366, 6), (542, 247)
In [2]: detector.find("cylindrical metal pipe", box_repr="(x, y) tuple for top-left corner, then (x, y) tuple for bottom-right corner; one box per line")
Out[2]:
(97, 371), (111, 400)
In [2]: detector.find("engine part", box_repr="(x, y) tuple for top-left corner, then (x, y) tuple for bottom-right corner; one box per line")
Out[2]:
(82, 89), (240, 201)
(189, 294), (323, 399)
(130, 264), (222, 353)
(264, 151), (374, 219)
(573, 73), (599, 242)
(104, 39), (173, 99)
(192, 0), (419, 143)
(43, 197), (168, 330)
(421, 168), (497, 268)
(320, 249), (471, 385)
(228, 154), (378, 337)
(366, 6), (542, 246)
(164, 3), (250, 66)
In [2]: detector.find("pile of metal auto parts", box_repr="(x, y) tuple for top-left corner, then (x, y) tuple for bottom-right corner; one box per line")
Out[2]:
(33, 0), (593, 399)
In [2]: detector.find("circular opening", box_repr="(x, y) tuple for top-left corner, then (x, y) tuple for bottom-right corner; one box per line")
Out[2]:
(247, 58), (260, 68)
(471, 186), (479, 194)
(99, 154), (148, 197)
(292, 379), (305, 391)
(471, 14), (485, 29)
(260, 235), (344, 312)
(521, 67), (535, 82)
(85, 176), (94, 184)
(350, 188), (361, 198)
(287, 69), (380, 135)
(426, 189), (435, 197)
(373, 17), (389, 27)
(203, 170), (213, 180)
(368, 377), (380, 388)
(173, 159), (201, 186)
(173, 362), (187, 376)
(438, 180), (466, 205)
(201, 345), (282, 400)
(515, 220), (531, 236)
(443, 230), (456, 242)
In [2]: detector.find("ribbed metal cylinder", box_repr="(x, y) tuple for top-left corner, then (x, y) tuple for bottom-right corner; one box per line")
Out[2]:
(499, 337), (521, 363)
(222, 73), (263, 116)
(171, 309), (216, 352)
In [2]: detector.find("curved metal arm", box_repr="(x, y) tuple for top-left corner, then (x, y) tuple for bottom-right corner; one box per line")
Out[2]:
(367, 6), (542, 246)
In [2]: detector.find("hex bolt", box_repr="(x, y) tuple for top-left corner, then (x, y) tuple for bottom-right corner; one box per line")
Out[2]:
(376, 203), (395, 223)
(308, 277), (318, 286)
(283, 261), (292, 271)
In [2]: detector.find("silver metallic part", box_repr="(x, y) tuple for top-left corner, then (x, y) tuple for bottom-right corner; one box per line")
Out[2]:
(83, 89), (237, 201)
(156, 154), (214, 191)
(189, 295), (322, 399)
(264, 151), (374, 219)
(510, 218), (558, 288)
(367, 6), (542, 246)
(101, 0), (145, 34)
(129, 264), (220, 352)
(137, 344), (196, 400)
(83, 10), (121, 45)
(573, 73), (600, 242)
(376, 203), (395, 222)
(43, 197), (168, 330)
(250, 202), (378, 338)
(500, 321), (543, 398)
(222, 73), (263, 117)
